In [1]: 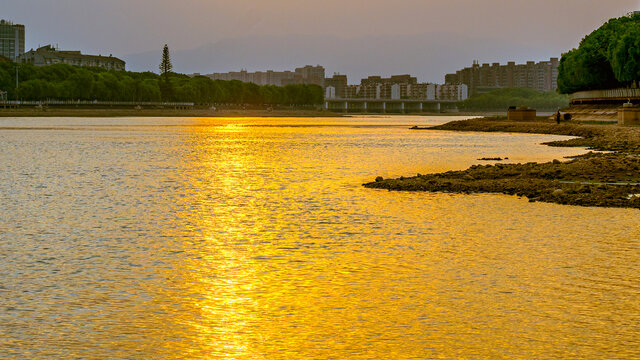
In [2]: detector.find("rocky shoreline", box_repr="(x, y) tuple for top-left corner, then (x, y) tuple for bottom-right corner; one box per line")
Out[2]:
(365, 118), (640, 209)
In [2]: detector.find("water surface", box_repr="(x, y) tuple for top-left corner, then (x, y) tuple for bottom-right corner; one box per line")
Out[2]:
(0, 116), (638, 359)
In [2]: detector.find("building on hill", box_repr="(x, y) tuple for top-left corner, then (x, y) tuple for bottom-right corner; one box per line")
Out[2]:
(445, 58), (559, 95)
(205, 65), (325, 87)
(0, 20), (25, 61)
(18, 45), (125, 71)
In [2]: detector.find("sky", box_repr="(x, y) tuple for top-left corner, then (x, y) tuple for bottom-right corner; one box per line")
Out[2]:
(2, 0), (640, 82)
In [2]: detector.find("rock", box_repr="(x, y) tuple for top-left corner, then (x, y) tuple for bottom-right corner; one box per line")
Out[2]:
(577, 185), (591, 193)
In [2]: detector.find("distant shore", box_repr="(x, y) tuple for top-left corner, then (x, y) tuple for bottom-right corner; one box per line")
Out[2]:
(365, 118), (640, 209)
(0, 107), (512, 118)
(0, 107), (343, 118)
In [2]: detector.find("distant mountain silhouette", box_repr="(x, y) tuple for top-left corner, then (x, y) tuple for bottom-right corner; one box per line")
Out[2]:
(123, 33), (556, 84)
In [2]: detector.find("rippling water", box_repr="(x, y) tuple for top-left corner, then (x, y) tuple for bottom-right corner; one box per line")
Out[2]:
(0, 116), (638, 359)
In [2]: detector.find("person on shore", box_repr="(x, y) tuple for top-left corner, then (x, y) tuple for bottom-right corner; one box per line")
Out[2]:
(555, 110), (561, 124)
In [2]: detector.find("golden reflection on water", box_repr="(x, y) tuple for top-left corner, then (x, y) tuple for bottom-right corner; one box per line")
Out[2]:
(150, 118), (639, 359)
(0, 116), (638, 359)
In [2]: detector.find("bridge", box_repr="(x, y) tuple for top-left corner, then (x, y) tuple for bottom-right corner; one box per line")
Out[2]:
(324, 98), (459, 113)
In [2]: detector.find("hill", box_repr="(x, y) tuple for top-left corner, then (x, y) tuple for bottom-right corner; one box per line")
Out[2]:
(458, 88), (569, 111)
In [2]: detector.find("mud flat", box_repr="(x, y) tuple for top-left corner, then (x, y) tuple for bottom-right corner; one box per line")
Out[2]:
(366, 118), (640, 208)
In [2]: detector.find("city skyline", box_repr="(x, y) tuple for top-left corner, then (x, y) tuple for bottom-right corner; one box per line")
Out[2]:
(2, 0), (639, 82)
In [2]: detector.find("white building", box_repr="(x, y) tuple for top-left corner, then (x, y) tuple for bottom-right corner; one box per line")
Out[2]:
(325, 86), (336, 99)
(437, 84), (468, 101)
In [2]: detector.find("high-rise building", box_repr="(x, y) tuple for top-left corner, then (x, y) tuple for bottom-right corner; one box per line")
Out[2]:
(324, 73), (467, 101)
(445, 58), (559, 95)
(324, 74), (348, 98)
(205, 65), (325, 87)
(0, 20), (25, 61)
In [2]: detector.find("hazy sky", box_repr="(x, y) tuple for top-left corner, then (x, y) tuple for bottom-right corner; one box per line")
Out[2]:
(2, 0), (639, 80)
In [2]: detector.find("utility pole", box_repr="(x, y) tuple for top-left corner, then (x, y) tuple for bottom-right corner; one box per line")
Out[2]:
(15, 64), (19, 102)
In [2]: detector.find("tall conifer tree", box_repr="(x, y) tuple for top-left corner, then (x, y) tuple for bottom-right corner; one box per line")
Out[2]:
(159, 44), (172, 77)
(159, 44), (173, 101)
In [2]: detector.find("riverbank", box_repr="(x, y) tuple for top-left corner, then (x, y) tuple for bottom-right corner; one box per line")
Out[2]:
(0, 107), (508, 118)
(0, 107), (339, 118)
(365, 118), (640, 208)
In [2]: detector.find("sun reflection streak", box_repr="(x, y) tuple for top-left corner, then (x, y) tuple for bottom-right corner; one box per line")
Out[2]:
(139, 117), (640, 359)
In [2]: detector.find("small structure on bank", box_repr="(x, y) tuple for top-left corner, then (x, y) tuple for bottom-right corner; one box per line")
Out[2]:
(618, 102), (640, 125)
(507, 106), (536, 121)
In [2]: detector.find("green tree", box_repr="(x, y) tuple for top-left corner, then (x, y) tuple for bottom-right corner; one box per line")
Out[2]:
(159, 44), (173, 77)
(0, 58), (325, 105)
(610, 26), (640, 86)
(458, 88), (569, 111)
(159, 44), (174, 101)
(558, 13), (640, 93)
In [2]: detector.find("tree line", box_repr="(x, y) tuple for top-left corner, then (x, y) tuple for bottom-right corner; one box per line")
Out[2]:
(458, 88), (569, 111)
(558, 13), (640, 94)
(0, 61), (324, 105)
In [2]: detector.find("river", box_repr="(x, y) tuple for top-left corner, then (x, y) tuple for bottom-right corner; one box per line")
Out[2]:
(0, 115), (638, 359)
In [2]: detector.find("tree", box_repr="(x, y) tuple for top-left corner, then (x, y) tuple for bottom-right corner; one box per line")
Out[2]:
(158, 44), (174, 101)
(558, 13), (640, 93)
(610, 26), (640, 86)
(159, 44), (173, 77)
(0, 59), (325, 105)
(457, 88), (569, 111)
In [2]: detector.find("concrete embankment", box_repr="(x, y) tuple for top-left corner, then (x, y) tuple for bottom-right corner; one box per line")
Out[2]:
(365, 118), (640, 209)
(560, 104), (620, 122)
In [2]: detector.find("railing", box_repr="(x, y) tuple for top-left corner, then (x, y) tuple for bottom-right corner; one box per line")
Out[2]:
(0, 100), (195, 106)
(570, 88), (640, 101)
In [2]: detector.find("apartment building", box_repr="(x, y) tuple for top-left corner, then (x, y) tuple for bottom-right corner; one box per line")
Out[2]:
(207, 65), (325, 87)
(324, 73), (467, 101)
(446, 58), (559, 95)
(0, 20), (25, 61)
(18, 45), (125, 70)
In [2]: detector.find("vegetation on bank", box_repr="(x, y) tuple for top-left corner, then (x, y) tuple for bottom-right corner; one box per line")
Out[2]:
(0, 61), (324, 105)
(457, 88), (569, 111)
(558, 13), (640, 94)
